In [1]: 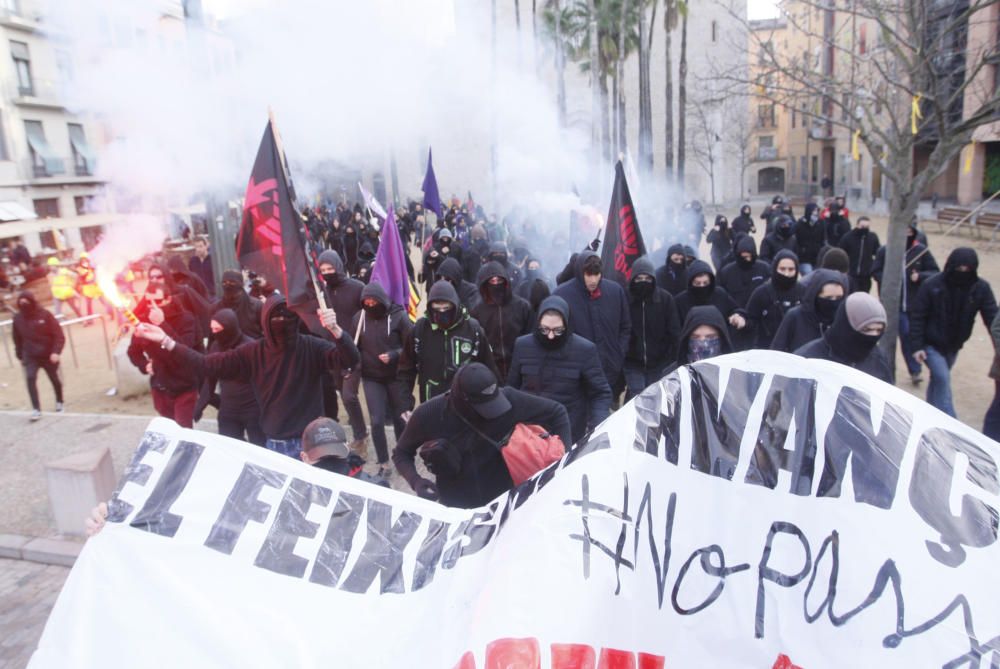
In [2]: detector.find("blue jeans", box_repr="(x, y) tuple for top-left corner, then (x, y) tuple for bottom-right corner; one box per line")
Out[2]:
(265, 437), (302, 459)
(924, 346), (957, 417)
(623, 364), (667, 402)
(898, 312), (921, 376)
(984, 379), (1000, 441)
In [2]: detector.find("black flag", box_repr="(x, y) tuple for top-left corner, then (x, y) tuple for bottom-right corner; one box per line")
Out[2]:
(236, 121), (317, 312)
(600, 160), (646, 285)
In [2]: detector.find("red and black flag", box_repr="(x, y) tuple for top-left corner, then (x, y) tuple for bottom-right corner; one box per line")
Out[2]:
(600, 160), (646, 285)
(236, 120), (317, 311)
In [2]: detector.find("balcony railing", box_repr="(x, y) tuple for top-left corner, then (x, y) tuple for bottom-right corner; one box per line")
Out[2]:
(23, 155), (97, 180)
(9, 78), (63, 107)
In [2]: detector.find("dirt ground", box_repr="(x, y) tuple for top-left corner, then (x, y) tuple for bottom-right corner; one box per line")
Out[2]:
(0, 216), (996, 433)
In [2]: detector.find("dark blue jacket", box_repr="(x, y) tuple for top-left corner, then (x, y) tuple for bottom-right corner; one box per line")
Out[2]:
(625, 257), (680, 371)
(507, 296), (612, 444)
(553, 250), (631, 385)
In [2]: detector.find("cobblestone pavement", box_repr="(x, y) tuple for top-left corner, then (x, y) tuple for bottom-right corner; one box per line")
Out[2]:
(0, 558), (69, 668)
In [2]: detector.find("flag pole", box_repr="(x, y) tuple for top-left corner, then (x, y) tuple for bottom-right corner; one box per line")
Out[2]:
(268, 107), (328, 310)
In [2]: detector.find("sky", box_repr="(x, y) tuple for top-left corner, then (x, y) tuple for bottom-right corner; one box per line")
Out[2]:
(748, 0), (780, 20)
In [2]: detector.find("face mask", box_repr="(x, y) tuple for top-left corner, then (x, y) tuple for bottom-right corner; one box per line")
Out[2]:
(777, 225), (792, 239)
(363, 302), (387, 319)
(536, 329), (568, 350)
(630, 279), (654, 298)
(839, 327), (881, 362)
(736, 255), (754, 270)
(222, 283), (242, 299)
(688, 336), (721, 362)
(490, 254), (508, 265)
(269, 314), (298, 344)
(17, 300), (31, 311)
(487, 283), (507, 304)
(772, 272), (798, 291)
(815, 296), (841, 324)
(323, 272), (343, 288)
(430, 306), (456, 328)
(947, 269), (977, 288)
(172, 272), (186, 283)
(689, 284), (713, 303)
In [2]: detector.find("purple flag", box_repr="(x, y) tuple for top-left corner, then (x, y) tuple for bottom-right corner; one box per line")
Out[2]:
(422, 148), (442, 218)
(369, 206), (410, 309)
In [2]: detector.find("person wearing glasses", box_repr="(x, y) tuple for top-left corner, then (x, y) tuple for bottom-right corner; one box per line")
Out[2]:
(506, 295), (611, 445)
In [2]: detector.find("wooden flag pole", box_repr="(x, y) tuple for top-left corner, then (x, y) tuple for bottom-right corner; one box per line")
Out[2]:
(268, 108), (328, 310)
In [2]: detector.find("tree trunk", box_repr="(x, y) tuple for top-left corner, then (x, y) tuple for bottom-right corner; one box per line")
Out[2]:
(677, 6), (688, 191)
(587, 0), (601, 161)
(600, 71), (612, 161)
(532, 0), (539, 74)
(664, 0), (674, 182)
(555, 0), (566, 125)
(618, 0), (629, 157)
(638, 1), (653, 174)
(612, 65), (620, 156)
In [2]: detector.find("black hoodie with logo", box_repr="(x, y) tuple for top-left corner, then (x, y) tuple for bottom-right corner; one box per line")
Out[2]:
(717, 236), (771, 308)
(507, 295), (612, 443)
(471, 261), (534, 379)
(397, 280), (499, 409)
(910, 247), (998, 354)
(746, 250), (804, 348)
(673, 260), (741, 325)
(170, 294), (360, 439)
(13, 290), (64, 361)
(769, 269), (849, 353)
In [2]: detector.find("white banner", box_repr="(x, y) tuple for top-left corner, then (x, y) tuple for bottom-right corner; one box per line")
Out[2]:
(30, 352), (1000, 668)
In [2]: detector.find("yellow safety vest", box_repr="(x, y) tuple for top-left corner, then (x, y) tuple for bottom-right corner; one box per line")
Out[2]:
(50, 268), (76, 300)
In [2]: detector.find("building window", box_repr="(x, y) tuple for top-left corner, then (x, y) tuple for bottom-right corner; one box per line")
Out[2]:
(800, 156), (807, 180)
(811, 155), (819, 182)
(68, 123), (96, 176)
(33, 198), (60, 219)
(757, 103), (776, 128)
(24, 121), (64, 177)
(0, 115), (10, 162)
(1, 0), (22, 13)
(791, 106), (797, 128)
(74, 195), (99, 215)
(791, 156), (797, 179)
(11, 41), (33, 97)
(711, 20), (718, 43)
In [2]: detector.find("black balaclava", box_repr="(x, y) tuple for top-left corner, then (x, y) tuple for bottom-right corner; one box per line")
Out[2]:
(212, 308), (243, 350)
(735, 236), (757, 270)
(268, 303), (299, 348)
(16, 290), (36, 314)
(221, 270), (244, 304)
(775, 215), (794, 239)
(630, 273), (655, 299)
(686, 260), (715, 305)
(814, 285), (843, 326)
(533, 296), (572, 350)
(825, 295), (884, 363)
(945, 247), (979, 289)
(771, 251), (799, 292)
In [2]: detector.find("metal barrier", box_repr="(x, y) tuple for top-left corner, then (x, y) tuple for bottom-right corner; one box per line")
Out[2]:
(0, 313), (111, 369)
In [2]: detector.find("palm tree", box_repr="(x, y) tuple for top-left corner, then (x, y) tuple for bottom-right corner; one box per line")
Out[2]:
(676, 0), (688, 190)
(663, 0), (675, 182)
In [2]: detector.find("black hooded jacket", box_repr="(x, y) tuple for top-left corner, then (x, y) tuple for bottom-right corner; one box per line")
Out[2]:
(318, 250), (365, 335)
(211, 270), (263, 339)
(706, 216), (733, 262)
(397, 280), (499, 408)
(770, 269), (849, 353)
(760, 218), (798, 263)
(195, 308), (259, 419)
(128, 292), (199, 395)
(666, 305), (734, 373)
(655, 243), (689, 296)
(13, 291), (64, 361)
(795, 302), (893, 384)
(731, 205), (756, 236)
(717, 236), (770, 308)
(438, 257), (480, 312)
(392, 368), (571, 509)
(507, 295), (612, 444)
(910, 248), (998, 354)
(471, 262), (534, 374)
(794, 204), (825, 265)
(871, 234), (939, 313)
(837, 227), (881, 279)
(170, 295), (360, 439)
(552, 250), (632, 384)
(625, 257), (681, 371)
(349, 282), (412, 382)
(745, 250), (804, 348)
(674, 260), (741, 324)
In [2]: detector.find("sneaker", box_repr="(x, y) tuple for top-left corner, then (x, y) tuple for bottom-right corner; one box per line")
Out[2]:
(55, 402), (64, 413)
(377, 462), (393, 478)
(30, 410), (41, 422)
(349, 437), (368, 458)
(910, 373), (923, 385)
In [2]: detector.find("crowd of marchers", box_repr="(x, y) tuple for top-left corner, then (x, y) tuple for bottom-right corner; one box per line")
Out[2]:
(10, 195), (1000, 515)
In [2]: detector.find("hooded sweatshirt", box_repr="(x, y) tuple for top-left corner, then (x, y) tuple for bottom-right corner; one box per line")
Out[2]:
(910, 247), (998, 354)
(170, 294), (360, 439)
(731, 205), (756, 236)
(128, 289), (199, 395)
(871, 229), (939, 313)
(397, 280), (499, 408)
(674, 260), (741, 324)
(438, 257), (480, 312)
(318, 249), (365, 335)
(760, 215), (798, 262)
(718, 236), (770, 308)
(625, 257), (681, 371)
(196, 308), (259, 418)
(507, 295), (612, 443)
(746, 250), (804, 348)
(706, 215), (733, 270)
(837, 225), (881, 279)
(471, 261), (534, 376)
(211, 270), (262, 339)
(349, 282), (412, 382)
(793, 203), (825, 265)
(769, 269), (849, 353)
(667, 305), (734, 372)
(795, 299), (893, 384)
(655, 243), (692, 297)
(13, 290), (64, 361)
(552, 250), (632, 385)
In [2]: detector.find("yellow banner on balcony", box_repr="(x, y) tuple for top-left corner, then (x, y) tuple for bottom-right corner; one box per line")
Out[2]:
(911, 93), (923, 135)
(852, 129), (861, 161)
(964, 140), (976, 174)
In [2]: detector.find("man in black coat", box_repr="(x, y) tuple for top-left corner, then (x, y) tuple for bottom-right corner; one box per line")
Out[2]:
(471, 261), (534, 381)
(823, 200), (851, 246)
(398, 280), (499, 410)
(793, 203), (824, 274)
(795, 292), (893, 384)
(731, 204), (756, 236)
(674, 260), (746, 332)
(837, 216), (880, 293)
(770, 269), (848, 353)
(317, 249), (367, 454)
(438, 257), (480, 312)
(623, 257), (680, 399)
(746, 250), (804, 349)
(718, 235), (770, 308)
(552, 251), (631, 388)
(910, 247), (998, 417)
(393, 363), (571, 509)
(760, 214), (798, 263)
(134, 294), (360, 458)
(507, 295), (611, 444)
(12, 290), (64, 421)
(655, 243), (690, 297)
(211, 270), (262, 339)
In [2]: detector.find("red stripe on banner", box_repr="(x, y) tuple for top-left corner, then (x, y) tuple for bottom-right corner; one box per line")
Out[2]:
(637, 653), (665, 669)
(551, 643), (596, 669)
(597, 648), (636, 669)
(485, 638), (540, 669)
(452, 651), (476, 669)
(772, 653), (802, 669)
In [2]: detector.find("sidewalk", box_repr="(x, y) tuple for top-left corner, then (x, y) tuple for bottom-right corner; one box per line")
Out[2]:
(0, 558), (69, 669)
